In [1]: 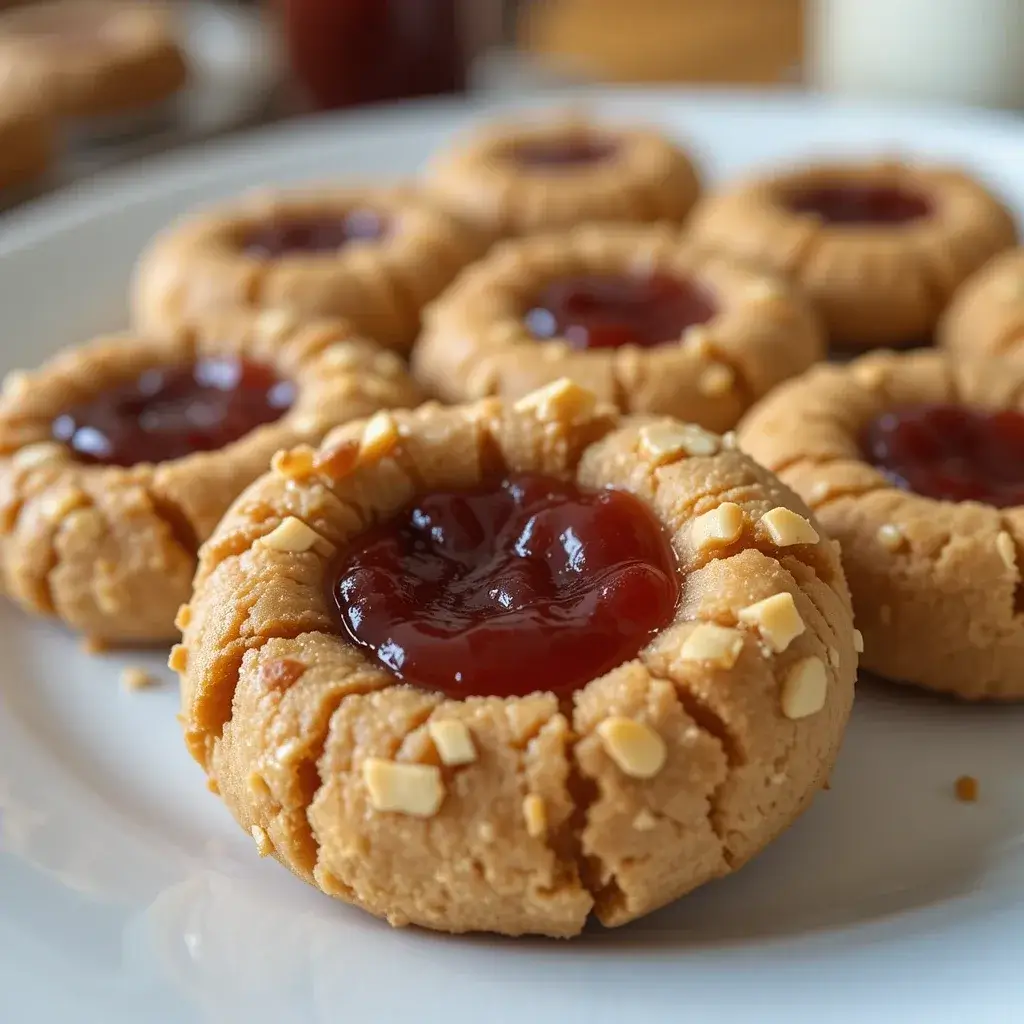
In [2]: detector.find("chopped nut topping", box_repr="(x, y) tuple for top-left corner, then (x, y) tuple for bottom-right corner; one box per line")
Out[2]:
(167, 643), (188, 673)
(954, 775), (979, 803)
(738, 592), (805, 653)
(632, 809), (657, 831)
(358, 411), (400, 464)
(853, 628), (865, 653)
(996, 531), (1017, 572)
(12, 441), (68, 469)
(271, 444), (317, 481)
(250, 824), (274, 857)
(780, 656), (828, 719)
(314, 439), (360, 479)
(427, 719), (477, 767)
(679, 622), (744, 668)
(698, 362), (736, 397)
(760, 507), (819, 547)
(691, 502), (744, 550)
(362, 758), (445, 817)
(522, 794), (547, 838)
(876, 523), (905, 552)
(260, 516), (325, 554)
(120, 666), (157, 692)
(174, 603), (191, 631)
(247, 772), (271, 799)
(596, 716), (667, 779)
(513, 378), (597, 423)
(639, 422), (720, 463)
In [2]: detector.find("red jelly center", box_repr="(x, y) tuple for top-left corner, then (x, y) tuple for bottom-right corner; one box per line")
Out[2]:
(786, 183), (931, 225)
(512, 136), (618, 168)
(331, 473), (680, 698)
(525, 273), (716, 351)
(862, 403), (1024, 506)
(242, 209), (389, 258)
(51, 357), (295, 467)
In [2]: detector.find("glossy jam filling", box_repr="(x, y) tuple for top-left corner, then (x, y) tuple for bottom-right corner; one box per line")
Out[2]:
(330, 473), (680, 698)
(786, 183), (932, 225)
(512, 136), (618, 169)
(524, 273), (716, 351)
(51, 357), (295, 467)
(862, 403), (1024, 506)
(242, 209), (389, 258)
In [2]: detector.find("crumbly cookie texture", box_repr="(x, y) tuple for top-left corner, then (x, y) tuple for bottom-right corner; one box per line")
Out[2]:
(424, 115), (702, 237)
(175, 378), (856, 937)
(0, 312), (420, 644)
(738, 350), (1024, 700)
(131, 185), (486, 354)
(939, 247), (1024, 362)
(689, 159), (1017, 350)
(412, 224), (823, 432)
(0, 1), (188, 120)
(0, 79), (54, 197)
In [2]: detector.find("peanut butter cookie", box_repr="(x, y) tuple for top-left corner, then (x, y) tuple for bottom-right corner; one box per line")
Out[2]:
(0, 312), (420, 645)
(0, 0), (187, 122)
(424, 114), (702, 237)
(412, 225), (823, 432)
(175, 378), (856, 937)
(739, 350), (1024, 700)
(939, 248), (1024, 361)
(132, 186), (484, 354)
(690, 159), (1017, 350)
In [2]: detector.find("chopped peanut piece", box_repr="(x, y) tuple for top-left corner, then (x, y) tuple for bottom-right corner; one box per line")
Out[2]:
(639, 422), (720, 463)
(261, 516), (325, 554)
(358, 411), (400, 464)
(780, 657), (828, 719)
(738, 592), (805, 653)
(876, 523), (905, 552)
(362, 758), (445, 817)
(272, 444), (317, 480)
(596, 716), (667, 779)
(522, 794), (547, 838)
(250, 824), (274, 857)
(853, 629), (865, 653)
(691, 502), (743, 550)
(427, 720), (477, 766)
(760, 507), (819, 547)
(996, 531), (1017, 572)
(513, 378), (597, 423)
(679, 622), (744, 669)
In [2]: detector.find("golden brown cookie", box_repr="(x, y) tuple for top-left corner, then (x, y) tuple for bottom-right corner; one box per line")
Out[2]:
(939, 247), (1024, 361)
(0, 312), (420, 645)
(738, 350), (1024, 700)
(131, 186), (485, 355)
(412, 224), (824, 432)
(0, 0), (188, 121)
(689, 159), (1017, 350)
(424, 114), (702, 238)
(175, 378), (856, 937)
(0, 73), (54, 201)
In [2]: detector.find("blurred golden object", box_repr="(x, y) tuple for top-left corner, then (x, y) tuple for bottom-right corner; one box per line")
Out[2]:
(522, 0), (803, 85)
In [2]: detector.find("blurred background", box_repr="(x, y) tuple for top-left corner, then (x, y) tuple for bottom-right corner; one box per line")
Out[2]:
(2, 0), (1023, 203)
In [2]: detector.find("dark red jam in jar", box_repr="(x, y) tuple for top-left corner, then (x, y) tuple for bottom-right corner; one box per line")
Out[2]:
(330, 473), (680, 698)
(786, 183), (932, 225)
(51, 357), (295, 467)
(525, 273), (716, 351)
(512, 136), (619, 169)
(862, 403), (1024, 506)
(242, 209), (389, 259)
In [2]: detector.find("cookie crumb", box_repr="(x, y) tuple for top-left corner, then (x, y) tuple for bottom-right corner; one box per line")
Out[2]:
(174, 603), (192, 631)
(120, 666), (157, 692)
(996, 531), (1017, 572)
(167, 643), (188, 672)
(596, 716), (667, 779)
(250, 824), (274, 857)
(954, 775), (979, 803)
(427, 719), (477, 766)
(738, 592), (805, 653)
(362, 758), (445, 817)
(522, 794), (547, 838)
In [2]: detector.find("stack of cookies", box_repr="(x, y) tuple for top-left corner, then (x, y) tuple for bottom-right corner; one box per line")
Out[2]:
(2, 109), (1020, 938)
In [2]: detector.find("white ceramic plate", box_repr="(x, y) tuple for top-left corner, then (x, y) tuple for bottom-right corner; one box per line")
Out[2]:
(1, 90), (1023, 1024)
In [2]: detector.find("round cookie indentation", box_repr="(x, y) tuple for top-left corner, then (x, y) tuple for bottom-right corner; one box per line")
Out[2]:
(330, 472), (679, 698)
(242, 209), (390, 259)
(51, 356), (295, 467)
(524, 272), (716, 351)
(784, 182), (932, 226)
(861, 402), (1024, 507)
